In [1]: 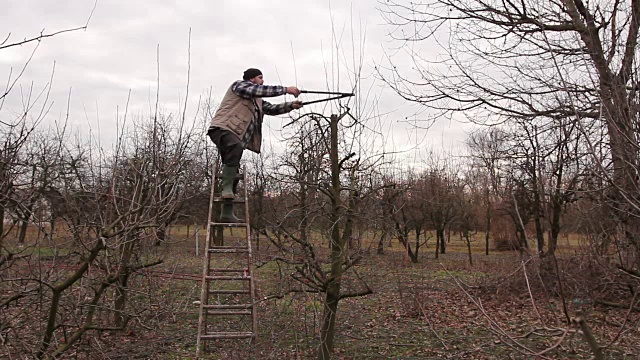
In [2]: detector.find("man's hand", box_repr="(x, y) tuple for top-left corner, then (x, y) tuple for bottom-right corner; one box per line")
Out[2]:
(292, 101), (303, 109)
(286, 86), (301, 97)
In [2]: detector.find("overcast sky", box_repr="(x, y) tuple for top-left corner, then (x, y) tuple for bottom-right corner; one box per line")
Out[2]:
(1, 0), (473, 165)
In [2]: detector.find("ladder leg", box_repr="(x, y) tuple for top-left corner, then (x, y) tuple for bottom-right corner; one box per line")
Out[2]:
(243, 166), (258, 342)
(196, 159), (219, 357)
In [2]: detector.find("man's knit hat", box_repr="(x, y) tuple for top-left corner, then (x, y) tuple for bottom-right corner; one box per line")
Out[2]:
(243, 68), (262, 80)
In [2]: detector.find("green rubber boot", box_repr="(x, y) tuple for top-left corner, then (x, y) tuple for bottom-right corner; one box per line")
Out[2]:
(221, 165), (238, 199)
(220, 203), (242, 223)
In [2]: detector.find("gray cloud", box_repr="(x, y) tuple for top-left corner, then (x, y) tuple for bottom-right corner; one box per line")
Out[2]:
(1, 0), (472, 158)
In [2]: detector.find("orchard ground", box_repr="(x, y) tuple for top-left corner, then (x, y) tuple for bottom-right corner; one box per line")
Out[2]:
(2, 225), (638, 359)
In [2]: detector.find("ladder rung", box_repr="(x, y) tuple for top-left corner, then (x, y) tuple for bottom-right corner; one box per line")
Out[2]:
(209, 245), (248, 249)
(210, 289), (251, 295)
(203, 304), (253, 309)
(210, 222), (249, 227)
(215, 173), (244, 180)
(199, 332), (254, 340)
(208, 247), (249, 254)
(213, 197), (246, 203)
(209, 268), (249, 273)
(206, 275), (251, 281)
(206, 310), (252, 316)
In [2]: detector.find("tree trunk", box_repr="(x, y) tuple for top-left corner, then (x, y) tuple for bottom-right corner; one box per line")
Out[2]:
(571, 3), (640, 264)
(37, 239), (105, 358)
(533, 211), (544, 256)
(396, 227), (418, 263)
(318, 114), (345, 360)
(377, 200), (392, 255)
(413, 227), (421, 261)
(17, 204), (33, 244)
(548, 196), (562, 256)
(300, 180), (309, 244)
(464, 231), (473, 266)
(548, 153), (566, 256)
(39, 289), (62, 359)
(485, 213), (491, 255)
(437, 228), (446, 254)
(376, 230), (386, 255)
(114, 272), (131, 328)
(532, 181), (545, 256)
(320, 186), (357, 359)
(408, 248), (418, 263)
(0, 205), (4, 255)
(404, 232), (418, 263)
(485, 188), (491, 255)
(319, 281), (340, 360)
(155, 224), (166, 246)
(114, 238), (134, 328)
(51, 277), (114, 357)
(18, 219), (28, 244)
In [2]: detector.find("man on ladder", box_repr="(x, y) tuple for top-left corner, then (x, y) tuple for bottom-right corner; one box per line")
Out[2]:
(207, 68), (303, 223)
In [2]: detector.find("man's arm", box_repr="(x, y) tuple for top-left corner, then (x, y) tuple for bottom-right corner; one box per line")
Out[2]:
(262, 101), (292, 116)
(232, 80), (301, 99)
(263, 100), (303, 116)
(232, 80), (285, 99)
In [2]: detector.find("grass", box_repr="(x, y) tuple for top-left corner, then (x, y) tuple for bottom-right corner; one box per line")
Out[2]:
(2, 224), (637, 359)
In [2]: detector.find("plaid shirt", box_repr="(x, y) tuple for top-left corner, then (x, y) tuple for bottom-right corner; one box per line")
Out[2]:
(231, 80), (292, 148)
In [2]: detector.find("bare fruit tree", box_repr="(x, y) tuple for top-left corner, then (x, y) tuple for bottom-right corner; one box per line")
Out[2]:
(379, 1), (640, 357)
(379, 0), (640, 270)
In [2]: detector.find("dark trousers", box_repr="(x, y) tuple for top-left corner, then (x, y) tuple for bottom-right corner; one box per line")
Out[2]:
(207, 128), (244, 167)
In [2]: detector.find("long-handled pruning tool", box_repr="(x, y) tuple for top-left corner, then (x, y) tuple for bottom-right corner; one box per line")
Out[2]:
(299, 90), (355, 105)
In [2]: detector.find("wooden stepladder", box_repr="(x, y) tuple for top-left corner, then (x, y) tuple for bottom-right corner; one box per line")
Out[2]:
(196, 161), (257, 357)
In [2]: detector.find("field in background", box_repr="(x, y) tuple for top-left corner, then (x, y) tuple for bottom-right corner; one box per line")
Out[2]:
(1, 222), (586, 256)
